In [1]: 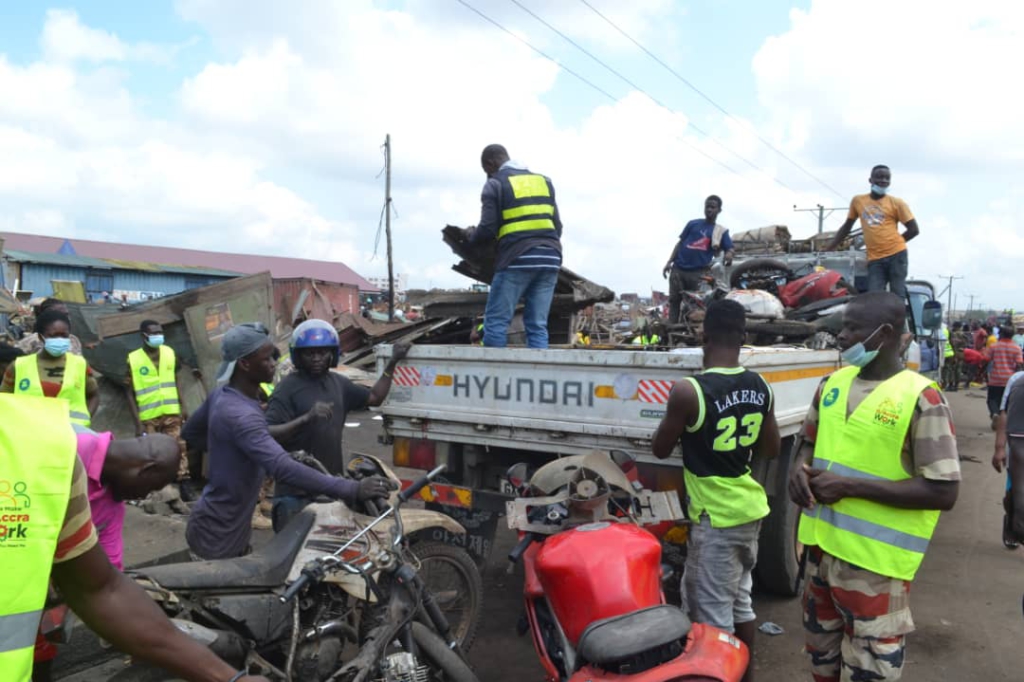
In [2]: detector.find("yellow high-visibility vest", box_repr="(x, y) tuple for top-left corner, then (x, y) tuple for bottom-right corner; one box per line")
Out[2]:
(129, 346), (181, 421)
(0, 395), (77, 681)
(13, 353), (91, 427)
(497, 172), (557, 240)
(798, 366), (940, 580)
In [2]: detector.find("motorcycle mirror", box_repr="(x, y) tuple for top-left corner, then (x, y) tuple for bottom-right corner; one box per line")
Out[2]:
(505, 462), (530, 491)
(609, 450), (637, 474)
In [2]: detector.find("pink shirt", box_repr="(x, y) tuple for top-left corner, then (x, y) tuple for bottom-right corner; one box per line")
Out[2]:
(76, 430), (125, 570)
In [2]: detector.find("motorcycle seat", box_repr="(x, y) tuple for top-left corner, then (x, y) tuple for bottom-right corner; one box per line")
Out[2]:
(576, 604), (692, 666)
(133, 512), (315, 590)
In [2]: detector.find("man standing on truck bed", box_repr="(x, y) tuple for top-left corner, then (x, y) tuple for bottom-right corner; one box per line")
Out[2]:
(652, 298), (781, 682)
(827, 165), (920, 298)
(662, 195), (734, 325)
(790, 291), (959, 682)
(463, 144), (563, 349)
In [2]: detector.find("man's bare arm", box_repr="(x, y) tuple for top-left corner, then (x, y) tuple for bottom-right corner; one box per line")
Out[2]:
(652, 379), (699, 459)
(825, 218), (856, 251)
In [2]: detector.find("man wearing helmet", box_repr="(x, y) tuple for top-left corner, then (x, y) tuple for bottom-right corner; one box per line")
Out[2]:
(265, 319), (411, 530)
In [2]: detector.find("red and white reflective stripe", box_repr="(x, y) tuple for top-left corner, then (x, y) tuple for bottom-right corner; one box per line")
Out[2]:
(392, 366), (421, 387)
(637, 379), (674, 403)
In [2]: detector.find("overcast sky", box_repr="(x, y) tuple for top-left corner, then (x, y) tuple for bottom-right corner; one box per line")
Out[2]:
(1, 0), (1021, 310)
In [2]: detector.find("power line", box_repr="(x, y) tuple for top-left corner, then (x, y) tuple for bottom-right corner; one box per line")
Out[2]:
(507, 0), (792, 192)
(578, 0), (845, 199)
(454, 0), (755, 183)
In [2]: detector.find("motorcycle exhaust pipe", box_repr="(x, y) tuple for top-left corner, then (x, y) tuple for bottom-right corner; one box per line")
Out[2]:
(303, 618), (358, 643)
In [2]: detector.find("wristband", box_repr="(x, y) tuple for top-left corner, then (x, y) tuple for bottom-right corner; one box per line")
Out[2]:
(227, 671), (247, 682)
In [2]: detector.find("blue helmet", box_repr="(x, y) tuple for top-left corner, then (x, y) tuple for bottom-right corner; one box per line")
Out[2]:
(290, 319), (340, 367)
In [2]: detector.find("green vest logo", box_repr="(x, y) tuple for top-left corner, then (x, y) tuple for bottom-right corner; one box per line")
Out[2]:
(140, 366), (150, 375)
(874, 398), (905, 427)
(822, 387), (840, 408)
(0, 480), (31, 544)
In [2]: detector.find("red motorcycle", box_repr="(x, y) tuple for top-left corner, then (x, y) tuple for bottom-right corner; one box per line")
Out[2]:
(505, 452), (749, 682)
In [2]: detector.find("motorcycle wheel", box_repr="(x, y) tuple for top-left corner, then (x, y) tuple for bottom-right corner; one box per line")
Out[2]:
(412, 542), (483, 652)
(728, 258), (795, 290)
(410, 622), (480, 682)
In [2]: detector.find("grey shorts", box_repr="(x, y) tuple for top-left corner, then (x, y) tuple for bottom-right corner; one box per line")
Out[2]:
(680, 514), (760, 632)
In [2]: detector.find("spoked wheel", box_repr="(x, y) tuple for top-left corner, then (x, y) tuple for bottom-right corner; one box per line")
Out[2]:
(412, 542), (483, 652)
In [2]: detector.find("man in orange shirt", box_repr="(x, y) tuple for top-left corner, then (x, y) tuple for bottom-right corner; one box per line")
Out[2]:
(828, 165), (920, 298)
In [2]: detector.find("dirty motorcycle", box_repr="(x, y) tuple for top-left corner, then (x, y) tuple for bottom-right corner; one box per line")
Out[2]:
(505, 451), (749, 682)
(111, 455), (482, 682)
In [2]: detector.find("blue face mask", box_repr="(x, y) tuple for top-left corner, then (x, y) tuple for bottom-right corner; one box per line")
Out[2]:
(871, 183), (888, 196)
(44, 337), (71, 357)
(145, 334), (165, 348)
(840, 325), (888, 368)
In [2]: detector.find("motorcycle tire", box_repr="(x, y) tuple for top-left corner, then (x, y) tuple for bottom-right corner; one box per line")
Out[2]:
(728, 258), (795, 289)
(410, 622), (480, 682)
(411, 542), (483, 653)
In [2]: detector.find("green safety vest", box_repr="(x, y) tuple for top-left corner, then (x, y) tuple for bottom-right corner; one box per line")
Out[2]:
(13, 353), (91, 427)
(129, 346), (181, 421)
(632, 334), (661, 345)
(497, 171), (557, 240)
(798, 366), (940, 580)
(260, 382), (275, 398)
(0, 395), (78, 681)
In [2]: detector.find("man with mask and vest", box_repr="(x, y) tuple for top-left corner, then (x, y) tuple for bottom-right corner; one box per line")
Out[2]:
(126, 320), (195, 504)
(0, 394), (269, 682)
(463, 144), (563, 349)
(653, 299), (781, 682)
(789, 291), (960, 682)
(1, 308), (99, 426)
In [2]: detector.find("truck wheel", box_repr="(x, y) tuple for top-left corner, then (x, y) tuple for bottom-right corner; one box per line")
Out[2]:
(755, 438), (802, 597)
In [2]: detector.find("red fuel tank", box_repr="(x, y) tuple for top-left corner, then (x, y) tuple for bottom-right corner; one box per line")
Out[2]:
(535, 522), (663, 644)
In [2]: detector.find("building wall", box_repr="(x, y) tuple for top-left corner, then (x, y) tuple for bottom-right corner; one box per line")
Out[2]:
(18, 263), (234, 302)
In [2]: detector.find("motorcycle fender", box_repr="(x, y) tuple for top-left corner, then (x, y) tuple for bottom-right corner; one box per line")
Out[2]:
(399, 508), (466, 538)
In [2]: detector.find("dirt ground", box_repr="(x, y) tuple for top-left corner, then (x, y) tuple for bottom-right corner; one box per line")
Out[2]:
(60, 389), (1024, 681)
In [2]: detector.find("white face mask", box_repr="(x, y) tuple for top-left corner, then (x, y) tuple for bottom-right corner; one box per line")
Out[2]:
(840, 324), (888, 368)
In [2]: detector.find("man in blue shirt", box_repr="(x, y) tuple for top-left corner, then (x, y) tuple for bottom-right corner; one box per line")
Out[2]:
(663, 195), (734, 324)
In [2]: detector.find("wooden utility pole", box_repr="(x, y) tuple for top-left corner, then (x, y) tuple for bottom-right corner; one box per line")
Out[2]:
(793, 203), (845, 234)
(938, 274), (962, 324)
(384, 134), (395, 321)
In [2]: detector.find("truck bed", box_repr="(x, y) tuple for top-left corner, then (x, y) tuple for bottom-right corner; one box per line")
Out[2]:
(377, 345), (837, 462)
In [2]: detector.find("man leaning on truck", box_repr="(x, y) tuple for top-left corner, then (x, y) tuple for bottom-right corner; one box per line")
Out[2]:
(652, 298), (781, 682)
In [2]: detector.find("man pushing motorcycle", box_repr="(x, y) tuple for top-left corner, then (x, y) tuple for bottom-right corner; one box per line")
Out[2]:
(183, 323), (397, 561)
(652, 299), (781, 682)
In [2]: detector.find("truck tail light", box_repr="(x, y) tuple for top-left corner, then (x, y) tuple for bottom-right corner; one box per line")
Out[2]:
(392, 437), (437, 470)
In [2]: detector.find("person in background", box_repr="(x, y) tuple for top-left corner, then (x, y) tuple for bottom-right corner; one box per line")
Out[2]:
(266, 320), (410, 531)
(993, 369), (1024, 549)
(1013, 325), (1024, 350)
(2, 309), (99, 426)
(183, 323), (397, 559)
(0, 395), (269, 682)
(827, 165), (919, 297)
(653, 299), (781, 682)
(945, 321), (971, 392)
(631, 321), (661, 346)
(126, 320), (196, 510)
(464, 144), (563, 349)
(983, 326), (1024, 431)
(790, 292), (959, 682)
(972, 322), (987, 352)
(16, 298), (84, 356)
(663, 196), (734, 325)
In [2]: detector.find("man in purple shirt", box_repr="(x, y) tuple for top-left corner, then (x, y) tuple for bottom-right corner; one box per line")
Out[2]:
(76, 428), (181, 569)
(185, 323), (396, 560)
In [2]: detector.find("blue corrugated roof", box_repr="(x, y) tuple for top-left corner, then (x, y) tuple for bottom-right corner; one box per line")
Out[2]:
(3, 249), (240, 278)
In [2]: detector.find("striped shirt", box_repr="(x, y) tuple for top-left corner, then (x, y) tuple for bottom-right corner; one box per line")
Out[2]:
(507, 245), (562, 271)
(984, 339), (1023, 387)
(55, 456), (99, 563)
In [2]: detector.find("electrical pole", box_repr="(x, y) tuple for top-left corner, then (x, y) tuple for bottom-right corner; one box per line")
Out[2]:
(937, 274), (962, 324)
(384, 134), (395, 322)
(966, 294), (977, 320)
(793, 204), (846, 235)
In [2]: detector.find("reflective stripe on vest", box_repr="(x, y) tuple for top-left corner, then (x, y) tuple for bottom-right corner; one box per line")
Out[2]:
(129, 346), (181, 421)
(13, 354), (91, 427)
(260, 382), (275, 397)
(798, 366), (939, 580)
(0, 395), (78, 680)
(497, 172), (556, 240)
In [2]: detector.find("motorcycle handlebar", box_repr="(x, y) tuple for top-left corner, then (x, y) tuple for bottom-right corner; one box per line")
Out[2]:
(398, 464), (446, 504)
(280, 572), (311, 603)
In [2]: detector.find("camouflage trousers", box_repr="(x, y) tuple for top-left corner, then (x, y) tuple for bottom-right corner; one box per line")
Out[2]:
(802, 547), (914, 682)
(941, 356), (961, 390)
(141, 415), (189, 480)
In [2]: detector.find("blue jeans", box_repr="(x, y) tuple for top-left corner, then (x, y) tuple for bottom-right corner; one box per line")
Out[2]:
(483, 268), (559, 348)
(867, 249), (908, 298)
(271, 495), (311, 533)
